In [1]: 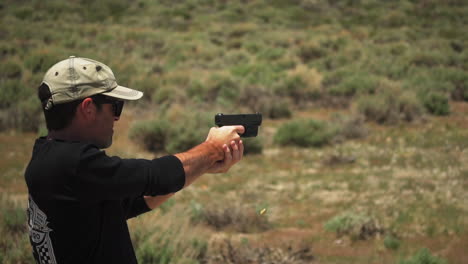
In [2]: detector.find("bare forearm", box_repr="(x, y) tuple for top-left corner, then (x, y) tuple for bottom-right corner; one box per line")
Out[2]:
(174, 141), (223, 187)
(144, 193), (175, 210)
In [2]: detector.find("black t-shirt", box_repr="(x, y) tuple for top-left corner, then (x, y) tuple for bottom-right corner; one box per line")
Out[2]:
(24, 137), (185, 264)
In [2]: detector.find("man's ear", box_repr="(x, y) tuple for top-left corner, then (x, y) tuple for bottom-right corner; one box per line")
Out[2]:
(77, 98), (97, 120)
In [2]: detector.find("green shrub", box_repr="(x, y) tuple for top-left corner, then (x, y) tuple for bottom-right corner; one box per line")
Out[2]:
(421, 92), (450, 116)
(332, 114), (368, 140)
(153, 85), (175, 105)
(130, 109), (212, 154)
(242, 137), (263, 155)
(198, 201), (270, 233)
(297, 41), (327, 63)
(383, 235), (401, 250)
(231, 63), (283, 86)
(166, 123), (206, 154)
(378, 10), (407, 27)
(207, 74), (240, 104)
(132, 75), (161, 102)
(0, 79), (24, 109)
(0, 196), (34, 264)
(188, 74), (240, 104)
(24, 49), (64, 74)
(1, 197), (27, 235)
(223, 50), (250, 66)
(129, 119), (170, 152)
(398, 91), (427, 122)
(357, 81), (425, 124)
(324, 212), (383, 240)
(227, 22), (258, 38)
(0, 61), (22, 79)
(13, 6), (34, 20)
(256, 47), (285, 61)
(409, 50), (449, 67)
(275, 65), (323, 104)
(322, 66), (356, 88)
(263, 99), (292, 119)
(357, 94), (396, 124)
(79, 0), (133, 22)
(277, 75), (306, 96)
(274, 119), (338, 147)
(429, 67), (468, 101)
(329, 73), (380, 96)
(0, 96), (43, 132)
(238, 85), (292, 119)
(398, 248), (447, 264)
(137, 237), (174, 264)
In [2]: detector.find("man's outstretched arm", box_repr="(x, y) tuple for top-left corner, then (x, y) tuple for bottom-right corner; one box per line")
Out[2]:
(144, 125), (244, 210)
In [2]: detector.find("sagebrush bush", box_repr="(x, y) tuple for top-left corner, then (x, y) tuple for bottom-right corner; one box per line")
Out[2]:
(204, 73), (240, 104)
(129, 108), (212, 154)
(409, 50), (449, 67)
(0, 79), (24, 109)
(131, 75), (161, 102)
(24, 49), (64, 74)
(207, 237), (314, 264)
(421, 92), (450, 116)
(324, 212), (383, 241)
(356, 81), (425, 124)
(277, 64), (323, 103)
(428, 67), (468, 101)
(332, 114), (368, 140)
(274, 119), (338, 147)
(242, 137), (263, 155)
(131, 206), (209, 264)
(297, 41), (327, 63)
(329, 72), (380, 96)
(0, 96), (42, 132)
(129, 119), (170, 152)
(322, 66), (356, 88)
(196, 201), (270, 233)
(0, 60), (22, 79)
(0, 196), (34, 264)
(398, 248), (447, 264)
(231, 63), (283, 86)
(384, 235), (401, 250)
(239, 85), (291, 119)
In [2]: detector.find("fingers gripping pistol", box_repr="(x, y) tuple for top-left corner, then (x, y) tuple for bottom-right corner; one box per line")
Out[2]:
(215, 113), (262, 137)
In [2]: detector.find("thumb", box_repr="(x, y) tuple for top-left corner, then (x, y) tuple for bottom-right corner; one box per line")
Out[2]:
(234, 125), (245, 135)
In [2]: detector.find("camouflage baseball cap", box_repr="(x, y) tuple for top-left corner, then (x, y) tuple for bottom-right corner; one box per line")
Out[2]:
(42, 56), (143, 110)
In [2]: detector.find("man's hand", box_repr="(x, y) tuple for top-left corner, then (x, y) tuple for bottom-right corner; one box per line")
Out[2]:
(205, 125), (245, 148)
(207, 140), (244, 173)
(174, 125), (245, 188)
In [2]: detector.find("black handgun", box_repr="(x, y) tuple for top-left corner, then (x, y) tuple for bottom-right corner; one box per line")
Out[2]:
(215, 113), (262, 137)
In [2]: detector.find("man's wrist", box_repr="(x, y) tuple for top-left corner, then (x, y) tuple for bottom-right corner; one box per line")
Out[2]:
(202, 140), (224, 162)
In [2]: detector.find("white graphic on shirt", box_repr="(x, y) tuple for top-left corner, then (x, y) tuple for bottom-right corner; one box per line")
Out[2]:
(27, 196), (57, 264)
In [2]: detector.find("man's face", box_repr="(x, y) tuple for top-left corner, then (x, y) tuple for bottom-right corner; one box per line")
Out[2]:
(90, 100), (121, 149)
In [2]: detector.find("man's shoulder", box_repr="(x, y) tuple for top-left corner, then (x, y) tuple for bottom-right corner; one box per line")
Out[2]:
(34, 137), (100, 153)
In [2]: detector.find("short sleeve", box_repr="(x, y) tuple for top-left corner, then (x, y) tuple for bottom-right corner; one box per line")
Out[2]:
(122, 196), (151, 219)
(74, 145), (185, 201)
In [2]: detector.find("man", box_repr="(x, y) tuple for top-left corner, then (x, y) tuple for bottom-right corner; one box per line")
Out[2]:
(25, 56), (244, 264)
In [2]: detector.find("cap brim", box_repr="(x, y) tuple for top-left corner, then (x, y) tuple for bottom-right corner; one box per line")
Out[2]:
(102, 85), (143, 101)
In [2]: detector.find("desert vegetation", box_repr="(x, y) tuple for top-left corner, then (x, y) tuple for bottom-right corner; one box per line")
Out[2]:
(1, 0), (467, 263)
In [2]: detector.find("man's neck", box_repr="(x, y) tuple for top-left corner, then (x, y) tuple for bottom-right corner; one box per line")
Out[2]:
(47, 125), (85, 142)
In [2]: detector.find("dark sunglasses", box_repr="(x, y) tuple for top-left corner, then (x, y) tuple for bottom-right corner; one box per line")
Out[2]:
(90, 95), (124, 117)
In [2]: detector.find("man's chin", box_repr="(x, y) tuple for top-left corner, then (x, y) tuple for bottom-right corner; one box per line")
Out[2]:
(98, 139), (113, 149)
